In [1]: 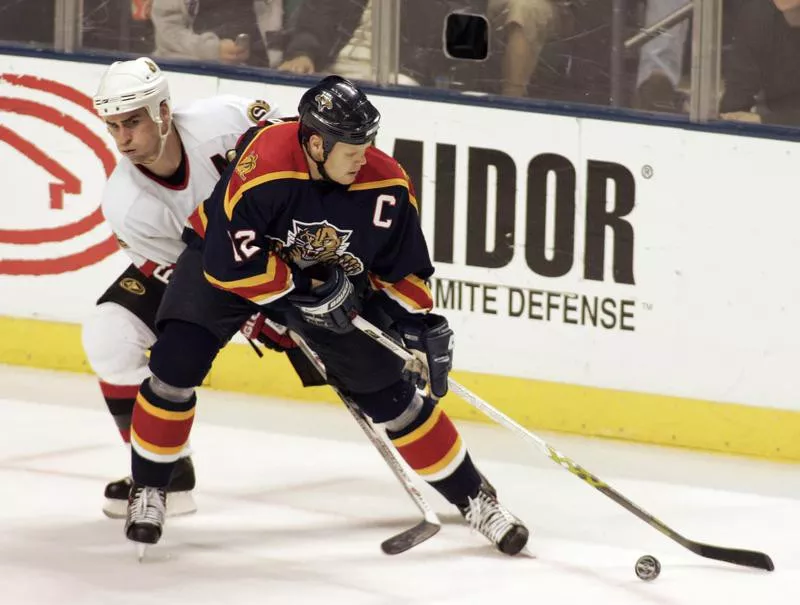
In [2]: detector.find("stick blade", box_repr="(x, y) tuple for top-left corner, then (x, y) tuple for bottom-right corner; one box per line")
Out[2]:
(692, 543), (775, 571)
(381, 520), (441, 555)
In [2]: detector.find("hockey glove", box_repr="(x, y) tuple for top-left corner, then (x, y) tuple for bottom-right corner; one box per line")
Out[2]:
(288, 265), (358, 334)
(240, 313), (296, 351)
(397, 313), (454, 398)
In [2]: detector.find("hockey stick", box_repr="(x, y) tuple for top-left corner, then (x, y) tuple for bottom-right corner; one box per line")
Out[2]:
(349, 314), (775, 572)
(288, 331), (441, 555)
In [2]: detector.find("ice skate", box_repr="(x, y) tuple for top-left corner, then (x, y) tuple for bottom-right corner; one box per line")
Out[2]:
(125, 483), (167, 558)
(458, 480), (529, 555)
(103, 456), (197, 519)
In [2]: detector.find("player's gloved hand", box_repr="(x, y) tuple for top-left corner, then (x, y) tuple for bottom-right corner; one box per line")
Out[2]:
(397, 313), (454, 398)
(240, 313), (296, 351)
(288, 265), (358, 334)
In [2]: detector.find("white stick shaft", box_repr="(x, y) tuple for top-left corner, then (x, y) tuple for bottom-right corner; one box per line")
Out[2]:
(445, 379), (552, 457)
(350, 315), (415, 362)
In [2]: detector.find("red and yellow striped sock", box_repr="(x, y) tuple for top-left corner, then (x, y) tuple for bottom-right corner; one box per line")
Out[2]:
(98, 380), (139, 443)
(387, 401), (481, 505)
(130, 379), (196, 487)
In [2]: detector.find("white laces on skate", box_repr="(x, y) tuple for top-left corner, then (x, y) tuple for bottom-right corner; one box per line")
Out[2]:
(129, 486), (166, 527)
(464, 490), (518, 545)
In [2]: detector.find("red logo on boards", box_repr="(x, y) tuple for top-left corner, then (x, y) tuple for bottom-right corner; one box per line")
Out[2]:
(0, 74), (118, 275)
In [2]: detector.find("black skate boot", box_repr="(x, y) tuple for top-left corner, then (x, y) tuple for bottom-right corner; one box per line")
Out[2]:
(103, 457), (197, 519)
(458, 480), (529, 555)
(103, 476), (134, 518)
(125, 483), (167, 558)
(164, 456), (197, 517)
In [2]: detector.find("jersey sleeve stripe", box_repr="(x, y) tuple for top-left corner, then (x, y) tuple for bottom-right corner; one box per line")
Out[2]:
(186, 201), (208, 238)
(388, 277), (433, 312)
(224, 170), (309, 219)
(369, 273), (433, 313)
(203, 255), (294, 305)
(399, 167), (420, 213)
(197, 200), (208, 233)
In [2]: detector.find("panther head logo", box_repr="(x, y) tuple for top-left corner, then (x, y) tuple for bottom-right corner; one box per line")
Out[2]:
(276, 220), (363, 275)
(315, 91), (334, 112)
(293, 224), (342, 263)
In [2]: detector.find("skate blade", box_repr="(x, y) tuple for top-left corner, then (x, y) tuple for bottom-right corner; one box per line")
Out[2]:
(518, 545), (537, 559)
(102, 499), (128, 519)
(166, 491), (197, 517)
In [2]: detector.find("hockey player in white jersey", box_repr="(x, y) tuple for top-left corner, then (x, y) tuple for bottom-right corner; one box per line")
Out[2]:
(81, 57), (281, 518)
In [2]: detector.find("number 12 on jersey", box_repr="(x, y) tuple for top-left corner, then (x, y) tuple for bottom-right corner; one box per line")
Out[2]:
(227, 229), (260, 262)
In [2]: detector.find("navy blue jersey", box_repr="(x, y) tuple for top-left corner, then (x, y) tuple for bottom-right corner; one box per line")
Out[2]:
(191, 120), (434, 320)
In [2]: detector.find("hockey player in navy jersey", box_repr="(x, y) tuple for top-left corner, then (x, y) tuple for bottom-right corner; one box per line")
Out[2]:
(124, 75), (529, 556)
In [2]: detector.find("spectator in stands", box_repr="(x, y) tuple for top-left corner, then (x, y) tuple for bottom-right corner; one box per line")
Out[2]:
(150, 0), (286, 67)
(82, 0), (155, 54)
(489, 0), (558, 97)
(278, 0), (557, 98)
(0, 0), (55, 47)
(527, 0), (619, 106)
(278, 0), (363, 77)
(720, 0), (800, 126)
(633, 0), (689, 113)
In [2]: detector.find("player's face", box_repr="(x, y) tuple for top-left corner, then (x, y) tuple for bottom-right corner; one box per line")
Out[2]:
(325, 141), (370, 185)
(103, 107), (160, 164)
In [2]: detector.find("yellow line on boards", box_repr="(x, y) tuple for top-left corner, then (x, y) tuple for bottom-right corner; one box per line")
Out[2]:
(1, 315), (799, 461)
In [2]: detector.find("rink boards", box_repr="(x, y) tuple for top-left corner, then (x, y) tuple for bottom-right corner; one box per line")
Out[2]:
(2, 53), (800, 461)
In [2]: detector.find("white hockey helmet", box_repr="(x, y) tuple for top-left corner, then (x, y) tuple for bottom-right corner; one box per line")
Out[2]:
(93, 57), (170, 122)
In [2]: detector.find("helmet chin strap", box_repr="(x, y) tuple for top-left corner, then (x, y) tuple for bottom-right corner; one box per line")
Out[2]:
(305, 141), (338, 183)
(316, 157), (334, 182)
(141, 114), (171, 166)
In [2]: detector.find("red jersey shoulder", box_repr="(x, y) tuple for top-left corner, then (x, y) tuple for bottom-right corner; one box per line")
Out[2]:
(221, 121), (309, 219)
(233, 121), (307, 184)
(353, 146), (408, 186)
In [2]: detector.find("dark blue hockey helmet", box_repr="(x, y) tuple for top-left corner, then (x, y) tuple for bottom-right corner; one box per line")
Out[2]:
(298, 75), (381, 156)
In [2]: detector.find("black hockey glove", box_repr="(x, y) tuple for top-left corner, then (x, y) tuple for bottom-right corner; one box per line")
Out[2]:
(288, 265), (358, 334)
(397, 313), (454, 398)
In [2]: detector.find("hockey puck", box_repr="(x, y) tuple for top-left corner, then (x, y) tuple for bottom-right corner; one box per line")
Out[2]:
(635, 555), (661, 581)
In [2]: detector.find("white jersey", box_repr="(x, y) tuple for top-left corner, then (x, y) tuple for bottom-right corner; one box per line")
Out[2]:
(101, 95), (278, 275)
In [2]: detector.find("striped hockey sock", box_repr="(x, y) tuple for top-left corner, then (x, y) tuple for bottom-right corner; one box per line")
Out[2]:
(98, 380), (139, 443)
(130, 378), (196, 487)
(386, 399), (481, 506)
